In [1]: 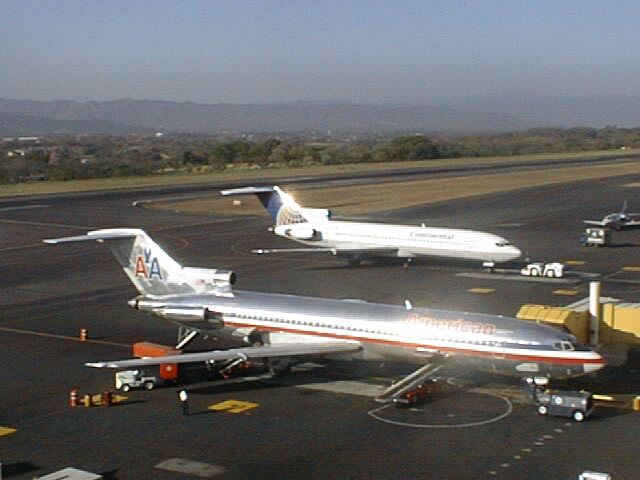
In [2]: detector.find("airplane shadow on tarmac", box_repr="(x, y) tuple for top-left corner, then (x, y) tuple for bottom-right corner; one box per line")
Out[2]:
(2, 462), (40, 478)
(603, 242), (638, 248)
(183, 360), (418, 396)
(306, 256), (491, 271)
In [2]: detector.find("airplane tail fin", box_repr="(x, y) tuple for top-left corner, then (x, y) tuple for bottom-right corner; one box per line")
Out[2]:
(221, 185), (309, 226)
(622, 200), (628, 213)
(44, 228), (234, 296)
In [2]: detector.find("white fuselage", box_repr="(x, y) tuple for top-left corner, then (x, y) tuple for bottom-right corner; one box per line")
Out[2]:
(277, 220), (522, 262)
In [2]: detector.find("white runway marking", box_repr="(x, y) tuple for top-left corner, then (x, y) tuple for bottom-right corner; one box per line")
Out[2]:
(0, 218), (94, 229)
(156, 458), (227, 478)
(367, 391), (513, 429)
(0, 204), (50, 211)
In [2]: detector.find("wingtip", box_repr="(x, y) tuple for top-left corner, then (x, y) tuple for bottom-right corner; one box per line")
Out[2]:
(85, 362), (110, 368)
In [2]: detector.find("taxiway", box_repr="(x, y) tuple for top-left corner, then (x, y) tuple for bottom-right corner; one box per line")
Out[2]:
(1, 168), (640, 479)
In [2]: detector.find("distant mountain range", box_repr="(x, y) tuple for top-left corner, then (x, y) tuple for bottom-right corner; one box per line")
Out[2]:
(0, 113), (143, 136)
(0, 98), (533, 136)
(1, 95), (637, 137)
(451, 94), (640, 129)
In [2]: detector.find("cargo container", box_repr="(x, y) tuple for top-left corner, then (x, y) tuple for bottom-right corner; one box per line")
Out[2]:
(132, 341), (181, 357)
(132, 342), (181, 382)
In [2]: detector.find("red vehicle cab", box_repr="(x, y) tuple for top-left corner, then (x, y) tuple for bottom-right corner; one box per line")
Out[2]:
(393, 379), (442, 407)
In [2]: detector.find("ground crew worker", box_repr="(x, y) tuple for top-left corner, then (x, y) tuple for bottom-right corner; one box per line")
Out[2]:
(179, 388), (189, 416)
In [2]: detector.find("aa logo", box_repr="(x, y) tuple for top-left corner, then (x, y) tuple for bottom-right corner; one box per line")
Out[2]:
(134, 248), (162, 279)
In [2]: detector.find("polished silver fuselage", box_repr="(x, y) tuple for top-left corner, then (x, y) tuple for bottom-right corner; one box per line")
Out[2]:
(135, 289), (604, 380)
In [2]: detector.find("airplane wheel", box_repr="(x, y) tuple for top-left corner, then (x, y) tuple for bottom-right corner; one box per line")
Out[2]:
(537, 404), (548, 415)
(121, 384), (130, 392)
(268, 358), (291, 376)
(572, 410), (585, 422)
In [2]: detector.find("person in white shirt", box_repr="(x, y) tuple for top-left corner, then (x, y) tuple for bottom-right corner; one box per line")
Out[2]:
(179, 388), (189, 416)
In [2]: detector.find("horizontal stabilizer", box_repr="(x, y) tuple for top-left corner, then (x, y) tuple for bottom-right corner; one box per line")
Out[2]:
(43, 229), (141, 244)
(220, 186), (275, 196)
(86, 342), (362, 369)
(583, 220), (607, 226)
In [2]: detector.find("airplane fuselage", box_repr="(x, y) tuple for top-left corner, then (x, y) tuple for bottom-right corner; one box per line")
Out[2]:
(276, 221), (522, 262)
(134, 289), (603, 380)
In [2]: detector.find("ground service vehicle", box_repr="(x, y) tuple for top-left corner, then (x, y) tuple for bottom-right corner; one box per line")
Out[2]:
(578, 472), (611, 480)
(535, 389), (594, 422)
(580, 227), (611, 247)
(520, 262), (564, 278)
(115, 370), (158, 392)
(393, 379), (442, 407)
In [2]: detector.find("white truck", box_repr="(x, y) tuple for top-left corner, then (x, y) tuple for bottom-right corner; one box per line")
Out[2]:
(520, 262), (564, 278)
(580, 227), (611, 247)
(115, 369), (158, 392)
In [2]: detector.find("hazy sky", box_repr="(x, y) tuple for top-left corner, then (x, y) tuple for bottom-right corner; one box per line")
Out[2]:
(2, 1), (640, 104)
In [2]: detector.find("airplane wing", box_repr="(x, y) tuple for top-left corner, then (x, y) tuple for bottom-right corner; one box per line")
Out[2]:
(86, 342), (362, 369)
(252, 247), (340, 254)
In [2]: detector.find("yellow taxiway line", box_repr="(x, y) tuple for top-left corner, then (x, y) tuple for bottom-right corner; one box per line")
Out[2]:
(553, 289), (579, 296)
(468, 288), (495, 294)
(0, 426), (17, 437)
(564, 260), (586, 266)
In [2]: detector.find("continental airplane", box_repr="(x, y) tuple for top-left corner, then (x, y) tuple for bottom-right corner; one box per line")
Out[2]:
(220, 185), (522, 266)
(44, 228), (604, 380)
(584, 200), (640, 230)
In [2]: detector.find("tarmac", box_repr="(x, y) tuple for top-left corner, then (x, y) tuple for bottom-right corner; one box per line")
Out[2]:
(1, 166), (640, 479)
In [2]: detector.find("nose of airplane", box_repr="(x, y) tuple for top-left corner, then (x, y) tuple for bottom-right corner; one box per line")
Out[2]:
(508, 245), (522, 260)
(583, 355), (606, 374)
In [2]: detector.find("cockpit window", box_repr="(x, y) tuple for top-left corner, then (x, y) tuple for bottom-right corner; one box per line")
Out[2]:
(495, 241), (512, 247)
(571, 341), (591, 351)
(554, 341), (575, 351)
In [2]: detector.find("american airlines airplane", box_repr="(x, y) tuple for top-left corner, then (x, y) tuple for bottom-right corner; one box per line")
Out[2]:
(220, 185), (522, 266)
(44, 228), (603, 382)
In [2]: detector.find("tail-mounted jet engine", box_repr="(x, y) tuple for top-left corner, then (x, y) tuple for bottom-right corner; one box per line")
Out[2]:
(274, 225), (319, 240)
(130, 300), (225, 327)
(182, 267), (236, 290)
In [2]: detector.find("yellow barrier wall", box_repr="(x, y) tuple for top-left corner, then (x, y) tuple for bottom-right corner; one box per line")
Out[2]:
(602, 303), (640, 345)
(516, 304), (590, 343)
(518, 303), (640, 345)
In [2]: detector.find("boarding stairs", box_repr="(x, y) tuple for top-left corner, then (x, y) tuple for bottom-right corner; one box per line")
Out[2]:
(176, 327), (199, 350)
(375, 362), (443, 404)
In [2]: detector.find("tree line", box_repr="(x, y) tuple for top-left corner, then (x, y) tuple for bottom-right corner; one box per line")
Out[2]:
(2, 126), (640, 184)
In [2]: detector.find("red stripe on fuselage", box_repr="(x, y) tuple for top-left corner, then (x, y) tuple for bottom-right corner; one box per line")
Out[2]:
(223, 320), (604, 366)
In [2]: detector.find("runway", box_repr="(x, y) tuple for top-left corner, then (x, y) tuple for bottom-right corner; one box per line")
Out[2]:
(1, 166), (640, 479)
